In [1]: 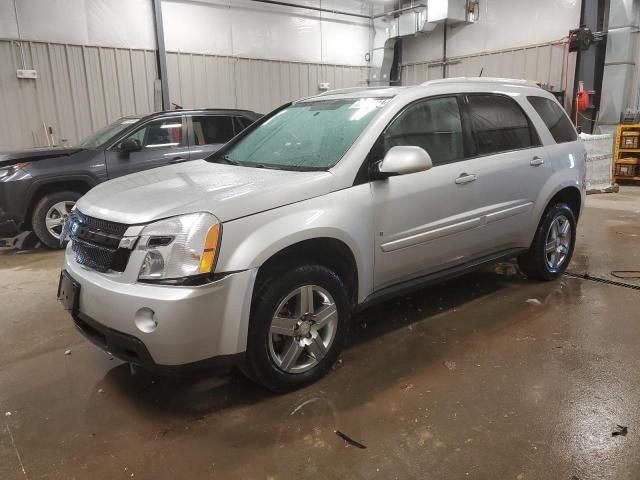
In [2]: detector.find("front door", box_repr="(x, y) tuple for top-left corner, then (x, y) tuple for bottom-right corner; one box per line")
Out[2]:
(105, 116), (189, 178)
(372, 95), (480, 289)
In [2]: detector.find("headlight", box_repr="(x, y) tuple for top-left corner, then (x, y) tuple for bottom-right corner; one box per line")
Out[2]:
(0, 162), (28, 179)
(137, 212), (221, 281)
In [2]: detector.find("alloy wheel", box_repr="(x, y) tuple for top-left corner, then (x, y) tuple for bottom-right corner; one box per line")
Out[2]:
(268, 285), (338, 374)
(45, 201), (75, 239)
(545, 214), (572, 270)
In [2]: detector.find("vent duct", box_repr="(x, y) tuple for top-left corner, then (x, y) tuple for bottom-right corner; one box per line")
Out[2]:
(369, 1), (476, 86)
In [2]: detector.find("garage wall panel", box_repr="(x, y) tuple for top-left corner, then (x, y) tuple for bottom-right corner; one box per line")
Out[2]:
(165, 51), (369, 114)
(0, 39), (368, 149)
(401, 41), (575, 109)
(0, 39), (158, 149)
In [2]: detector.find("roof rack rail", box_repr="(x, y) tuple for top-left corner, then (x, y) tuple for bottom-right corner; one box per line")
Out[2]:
(421, 77), (538, 87)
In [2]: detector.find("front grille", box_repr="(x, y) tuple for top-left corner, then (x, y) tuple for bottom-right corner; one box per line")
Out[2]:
(75, 210), (128, 236)
(68, 211), (133, 272)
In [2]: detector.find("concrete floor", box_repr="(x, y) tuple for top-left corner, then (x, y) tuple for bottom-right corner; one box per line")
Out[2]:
(1, 188), (639, 480)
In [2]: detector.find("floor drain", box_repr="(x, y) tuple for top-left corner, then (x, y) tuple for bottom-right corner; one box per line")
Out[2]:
(564, 271), (640, 290)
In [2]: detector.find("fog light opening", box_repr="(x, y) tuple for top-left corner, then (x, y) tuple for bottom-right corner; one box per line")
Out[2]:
(134, 307), (158, 333)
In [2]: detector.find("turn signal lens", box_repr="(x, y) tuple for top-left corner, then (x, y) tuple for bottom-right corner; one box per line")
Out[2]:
(198, 224), (220, 273)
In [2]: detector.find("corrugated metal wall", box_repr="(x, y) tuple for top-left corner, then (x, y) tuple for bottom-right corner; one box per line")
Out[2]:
(165, 51), (369, 114)
(0, 39), (369, 150)
(401, 40), (575, 107)
(0, 39), (158, 149)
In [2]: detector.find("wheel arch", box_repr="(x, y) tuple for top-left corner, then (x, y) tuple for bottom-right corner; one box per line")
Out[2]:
(24, 176), (96, 228)
(254, 237), (360, 308)
(544, 185), (582, 220)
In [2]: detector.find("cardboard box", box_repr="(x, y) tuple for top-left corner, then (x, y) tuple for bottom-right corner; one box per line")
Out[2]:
(620, 131), (640, 149)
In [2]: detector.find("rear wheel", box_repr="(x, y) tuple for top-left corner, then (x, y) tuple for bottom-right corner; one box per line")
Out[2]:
(32, 191), (81, 249)
(518, 203), (576, 281)
(243, 264), (350, 391)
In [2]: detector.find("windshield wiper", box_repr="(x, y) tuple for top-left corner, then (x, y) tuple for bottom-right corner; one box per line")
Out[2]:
(211, 154), (241, 166)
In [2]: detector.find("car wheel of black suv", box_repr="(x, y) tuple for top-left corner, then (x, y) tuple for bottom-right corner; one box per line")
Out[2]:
(32, 191), (81, 249)
(518, 203), (576, 281)
(243, 264), (351, 392)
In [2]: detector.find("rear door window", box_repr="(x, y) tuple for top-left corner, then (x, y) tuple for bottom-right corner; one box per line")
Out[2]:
(528, 96), (577, 143)
(192, 115), (235, 145)
(466, 94), (539, 155)
(234, 116), (254, 132)
(383, 96), (465, 166)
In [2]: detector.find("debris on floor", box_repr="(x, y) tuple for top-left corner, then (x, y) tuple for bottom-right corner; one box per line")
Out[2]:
(335, 430), (367, 449)
(64, 349), (72, 355)
(525, 298), (542, 306)
(610, 271), (640, 279)
(98, 388), (105, 394)
(612, 425), (628, 437)
(4, 411), (11, 416)
(443, 361), (457, 371)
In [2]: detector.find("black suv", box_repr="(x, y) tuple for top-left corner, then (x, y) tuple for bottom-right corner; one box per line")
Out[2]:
(0, 109), (260, 248)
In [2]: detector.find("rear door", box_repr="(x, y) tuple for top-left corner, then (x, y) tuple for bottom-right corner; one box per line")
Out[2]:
(188, 115), (236, 160)
(459, 93), (551, 258)
(105, 116), (188, 178)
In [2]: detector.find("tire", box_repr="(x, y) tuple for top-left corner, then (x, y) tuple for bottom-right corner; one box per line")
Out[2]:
(517, 202), (576, 281)
(31, 191), (81, 249)
(243, 264), (351, 392)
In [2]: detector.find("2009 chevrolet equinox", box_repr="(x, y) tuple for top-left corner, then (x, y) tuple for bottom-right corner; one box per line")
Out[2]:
(58, 78), (586, 391)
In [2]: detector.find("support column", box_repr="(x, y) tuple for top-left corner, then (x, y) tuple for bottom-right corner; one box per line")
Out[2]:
(152, 0), (170, 111)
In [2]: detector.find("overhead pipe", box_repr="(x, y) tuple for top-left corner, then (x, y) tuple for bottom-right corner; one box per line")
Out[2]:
(247, 0), (371, 19)
(12, 0), (26, 69)
(372, 4), (427, 19)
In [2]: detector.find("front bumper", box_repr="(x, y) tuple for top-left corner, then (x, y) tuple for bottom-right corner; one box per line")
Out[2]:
(0, 209), (21, 237)
(63, 246), (257, 368)
(73, 312), (243, 374)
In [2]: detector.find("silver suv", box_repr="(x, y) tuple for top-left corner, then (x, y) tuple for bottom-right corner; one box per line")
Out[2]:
(58, 78), (586, 390)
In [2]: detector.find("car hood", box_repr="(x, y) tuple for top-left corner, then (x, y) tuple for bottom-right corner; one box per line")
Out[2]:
(76, 160), (337, 224)
(0, 146), (85, 167)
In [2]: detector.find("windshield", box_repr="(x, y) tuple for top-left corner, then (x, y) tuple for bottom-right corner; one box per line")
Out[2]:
(77, 117), (141, 148)
(221, 98), (387, 170)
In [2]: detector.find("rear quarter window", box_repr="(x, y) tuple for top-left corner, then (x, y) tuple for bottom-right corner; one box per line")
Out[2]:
(527, 96), (577, 143)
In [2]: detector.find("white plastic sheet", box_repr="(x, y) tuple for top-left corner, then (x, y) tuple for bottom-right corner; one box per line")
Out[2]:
(0, 0), (156, 49)
(580, 133), (614, 192)
(161, 0), (371, 66)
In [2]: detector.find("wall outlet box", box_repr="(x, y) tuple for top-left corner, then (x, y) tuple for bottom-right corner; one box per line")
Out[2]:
(318, 82), (330, 90)
(17, 69), (37, 79)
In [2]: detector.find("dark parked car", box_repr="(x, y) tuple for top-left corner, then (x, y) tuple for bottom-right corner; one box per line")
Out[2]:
(0, 109), (260, 248)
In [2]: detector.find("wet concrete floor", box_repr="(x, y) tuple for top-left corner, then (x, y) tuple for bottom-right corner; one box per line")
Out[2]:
(1, 188), (639, 479)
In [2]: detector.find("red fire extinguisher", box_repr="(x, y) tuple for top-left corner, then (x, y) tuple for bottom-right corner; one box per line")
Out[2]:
(576, 81), (589, 112)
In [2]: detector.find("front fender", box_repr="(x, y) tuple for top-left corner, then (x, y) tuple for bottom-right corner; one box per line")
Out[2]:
(216, 185), (374, 302)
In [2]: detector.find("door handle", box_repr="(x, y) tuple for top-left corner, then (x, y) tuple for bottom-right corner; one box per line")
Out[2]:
(454, 173), (477, 185)
(530, 156), (545, 167)
(170, 156), (187, 164)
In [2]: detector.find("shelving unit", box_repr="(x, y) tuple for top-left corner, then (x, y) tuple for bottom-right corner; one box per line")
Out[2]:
(613, 124), (640, 183)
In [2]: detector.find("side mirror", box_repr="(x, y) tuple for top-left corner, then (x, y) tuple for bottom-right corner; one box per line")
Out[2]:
(120, 138), (142, 154)
(375, 146), (432, 178)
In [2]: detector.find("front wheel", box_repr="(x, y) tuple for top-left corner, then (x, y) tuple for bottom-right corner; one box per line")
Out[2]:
(243, 264), (351, 391)
(518, 203), (576, 281)
(31, 191), (81, 249)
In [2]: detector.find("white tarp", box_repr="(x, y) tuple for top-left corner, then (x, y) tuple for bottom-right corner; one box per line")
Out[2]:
(580, 133), (614, 192)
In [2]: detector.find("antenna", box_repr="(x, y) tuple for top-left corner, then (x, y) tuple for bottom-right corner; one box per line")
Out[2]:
(479, 67), (484, 77)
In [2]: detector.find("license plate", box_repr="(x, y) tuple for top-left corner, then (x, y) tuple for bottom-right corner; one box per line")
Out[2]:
(57, 270), (80, 314)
